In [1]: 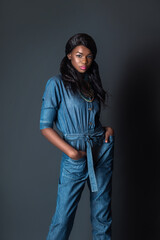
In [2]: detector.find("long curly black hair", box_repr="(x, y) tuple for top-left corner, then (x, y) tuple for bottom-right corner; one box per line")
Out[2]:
(60, 33), (107, 106)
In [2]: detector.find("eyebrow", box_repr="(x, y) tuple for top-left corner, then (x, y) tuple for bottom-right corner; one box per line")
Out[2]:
(76, 51), (93, 55)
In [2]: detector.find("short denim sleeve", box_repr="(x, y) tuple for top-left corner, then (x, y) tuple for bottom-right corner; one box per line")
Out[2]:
(40, 78), (61, 130)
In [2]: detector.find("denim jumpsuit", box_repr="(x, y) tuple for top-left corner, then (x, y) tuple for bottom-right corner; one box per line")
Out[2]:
(40, 74), (114, 240)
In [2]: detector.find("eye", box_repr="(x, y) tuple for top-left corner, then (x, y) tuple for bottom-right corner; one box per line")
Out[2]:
(76, 54), (82, 58)
(87, 55), (93, 59)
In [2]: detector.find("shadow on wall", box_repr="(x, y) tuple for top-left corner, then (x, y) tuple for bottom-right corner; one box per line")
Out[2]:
(114, 45), (160, 240)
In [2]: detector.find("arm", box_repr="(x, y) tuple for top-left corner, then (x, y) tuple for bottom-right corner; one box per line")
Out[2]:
(40, 128), (86, 160)
(40, 78), (86, 160)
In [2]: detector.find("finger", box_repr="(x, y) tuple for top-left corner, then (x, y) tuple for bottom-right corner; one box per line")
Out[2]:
(105, 134), (109, 143)
(84, 151), (87, 156)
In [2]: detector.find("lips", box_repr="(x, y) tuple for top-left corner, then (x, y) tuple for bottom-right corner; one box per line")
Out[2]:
(80, 66), (87, 70)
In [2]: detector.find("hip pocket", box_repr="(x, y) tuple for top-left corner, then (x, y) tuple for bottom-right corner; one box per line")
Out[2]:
(93, 135), (115, 165)
(61, 153), (87, 181)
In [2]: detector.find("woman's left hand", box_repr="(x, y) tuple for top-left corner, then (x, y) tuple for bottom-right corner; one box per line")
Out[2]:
(104, 126), (114, 143)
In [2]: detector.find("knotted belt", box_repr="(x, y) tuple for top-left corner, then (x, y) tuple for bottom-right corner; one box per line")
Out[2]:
(63, 127), (105, 192)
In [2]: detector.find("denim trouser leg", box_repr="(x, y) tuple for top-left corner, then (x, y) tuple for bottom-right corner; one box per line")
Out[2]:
(88, 135), (114, 240)
(46, 135), (114, 240)
(46, 153), (87, 240)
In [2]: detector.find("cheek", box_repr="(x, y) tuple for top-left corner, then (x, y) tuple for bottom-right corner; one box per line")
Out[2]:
(73, 57), (79, 64)
(71, 58), (79, 68)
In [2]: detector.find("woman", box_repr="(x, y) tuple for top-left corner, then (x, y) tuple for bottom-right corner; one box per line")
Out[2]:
(40, 33), (114, 240)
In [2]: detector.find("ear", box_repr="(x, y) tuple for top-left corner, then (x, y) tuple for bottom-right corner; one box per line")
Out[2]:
(67, 53), (71, 60)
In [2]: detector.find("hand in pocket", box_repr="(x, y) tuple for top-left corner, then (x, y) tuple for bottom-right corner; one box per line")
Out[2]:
(71, 150), (87, 161)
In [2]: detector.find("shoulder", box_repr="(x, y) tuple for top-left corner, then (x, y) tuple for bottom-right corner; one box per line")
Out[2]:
(44, 74), (64, 90)
(45, 74), (62, 85)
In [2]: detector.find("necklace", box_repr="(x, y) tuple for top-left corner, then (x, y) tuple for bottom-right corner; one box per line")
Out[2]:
(78, 73), (95, 102)
(79, 92), (94, 102)
(79, 83), (95, 102)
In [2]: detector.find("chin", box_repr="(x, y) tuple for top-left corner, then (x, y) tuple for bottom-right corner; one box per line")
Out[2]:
(79, 69), (87, 73)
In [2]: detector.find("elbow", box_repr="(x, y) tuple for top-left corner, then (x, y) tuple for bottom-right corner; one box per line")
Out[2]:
(40, 127), (53, 136)
(40, 120), (54, 134)
(40, 128), (49, 136)
(40, 128), (46, 135)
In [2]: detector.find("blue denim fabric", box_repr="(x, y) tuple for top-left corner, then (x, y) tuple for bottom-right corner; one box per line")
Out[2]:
(40, 75), (114, 239)
(40, 74), (102, 133)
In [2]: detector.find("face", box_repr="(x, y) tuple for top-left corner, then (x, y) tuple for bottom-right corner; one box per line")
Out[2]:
(67, 45), (93, 73)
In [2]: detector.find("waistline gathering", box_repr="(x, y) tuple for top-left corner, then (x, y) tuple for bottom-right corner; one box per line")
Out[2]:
(63, 126), (105, 192)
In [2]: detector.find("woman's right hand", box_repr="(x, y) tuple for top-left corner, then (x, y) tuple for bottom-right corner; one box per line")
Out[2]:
(41, 128), (87, 160)
(70, 150), (87, 160)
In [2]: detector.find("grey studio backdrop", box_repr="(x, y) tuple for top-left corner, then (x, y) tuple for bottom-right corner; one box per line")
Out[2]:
(1, 0), (160, 240)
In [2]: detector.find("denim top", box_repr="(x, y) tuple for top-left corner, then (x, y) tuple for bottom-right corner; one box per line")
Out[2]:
(39, 74), (106, 192)
(40, 74), (104, 132)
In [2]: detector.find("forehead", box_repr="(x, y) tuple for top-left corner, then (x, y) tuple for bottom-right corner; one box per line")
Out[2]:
(72, 45), (92, 54)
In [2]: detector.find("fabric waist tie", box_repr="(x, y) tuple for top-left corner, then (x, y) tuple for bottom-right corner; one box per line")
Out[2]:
(63, 127), (105, 192)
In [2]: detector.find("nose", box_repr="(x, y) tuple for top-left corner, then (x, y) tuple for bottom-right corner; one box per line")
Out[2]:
(82, 57), (87, 64)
